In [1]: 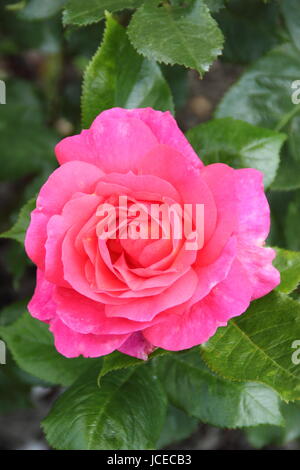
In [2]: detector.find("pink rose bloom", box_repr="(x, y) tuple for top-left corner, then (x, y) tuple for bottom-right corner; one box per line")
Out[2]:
(25, 108), (280, 359)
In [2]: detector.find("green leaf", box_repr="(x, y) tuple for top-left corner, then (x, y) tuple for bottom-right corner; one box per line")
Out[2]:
(216, 43), (300, 129)
(245, 423), (281, 449)
(186, 118), (286, 188)
(0, 80), (58, 180)
(215, 0), (281, 64)
(216, 43), (300, 190)
(245, 402), (300, 448)
(99, 351), (144, 382)
(1, 242), (30, 291)
(272, 148), (300, 191)
(63, 0), (143, 26)
(0, 198), (36, 244)
(281, 0), (300, 50)
(0, 313), (96, 386)
(1, 6), (62, 54)
(82, 14), (174, 128)
(273, 247), (300, 294)
(161, 64), (188, 111)
(99, 348), (169, 382)
(285, 192), (300, 251)
(0, 360), (31, 413)
(201, 292), (300, 401)
(18, 0), (67, 20)
(43, 364), (167, 450)
(155, 350), (284, 428)
(127, 0), (224, 75)
(0, 300), (27, 327)
(157, 405), (198, 449)
(267, 191), (294, 248)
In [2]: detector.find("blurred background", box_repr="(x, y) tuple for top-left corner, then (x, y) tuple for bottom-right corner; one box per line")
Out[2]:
(0, 0), (299, 450)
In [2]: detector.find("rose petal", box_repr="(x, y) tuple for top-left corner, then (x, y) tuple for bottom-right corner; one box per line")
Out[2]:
(50, 317), (130, 358)
(105, 268), (198, 321)
(143, 260), (252, 350)
(28, 269), (56, 321)
(94, 108), (203, 168)
(118, 332), (155, 360)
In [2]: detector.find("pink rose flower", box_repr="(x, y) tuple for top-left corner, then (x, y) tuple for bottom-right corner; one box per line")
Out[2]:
(25, 108), (280, 359)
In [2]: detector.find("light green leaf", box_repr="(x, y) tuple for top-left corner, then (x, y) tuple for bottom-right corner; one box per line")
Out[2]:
(82, 14), (174, 128)
(127, 0), (224, 75)
(0, 314), (96, 386)
(216, 43), (300, 190)
(281, 0), (300, 50)
(43, 365), (167, 450)
(18, 0), (67, 20)
(63, 0), (143, 26)
(273, 247), (300, 294)
(157, 405), (198, 449)
(0, 198), (36, 244)
(186, 118), (286, 188)
(201, 292), (300, 401)
(155, 350), (284, 428)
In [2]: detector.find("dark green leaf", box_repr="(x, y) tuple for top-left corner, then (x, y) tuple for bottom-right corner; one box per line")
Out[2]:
(204, 0), (224, 12)
(0, 80), (58, 180)
(285, 192), (300, 251)
(201, 292), (300, 401)
(0, 313), (96, 386)
(186, 118), (285, 188)
(99, 348), (170, 382)
(216, 43), (300, 190)
(99, 351), (144, 382)
(0, 242), (30, 291)
(281, 0), (300, 50)
(216, 43), (300, 129)
(82, 14), (174, 128)
(127, 0), (224, 75)
(43, 364), (167, 450)
(157, 405), (198, 449)
(156, 350), (284, 428)
(0, 300), (27, 327)
(161, 64), (188, 112)
(0, 198), (36, 244)
(215, 0), (281, 64)
(0, 360), (31, 413)
(63, 0), (143, 26)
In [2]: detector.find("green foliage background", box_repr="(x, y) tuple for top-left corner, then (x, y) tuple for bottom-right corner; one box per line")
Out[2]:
(0, 0), (300, 450)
